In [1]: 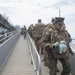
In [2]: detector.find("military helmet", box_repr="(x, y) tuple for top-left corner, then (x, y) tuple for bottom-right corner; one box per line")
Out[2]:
(55, 17), (65, 25)
(51, 18), (55, 22)
(38, 19), (41, 23)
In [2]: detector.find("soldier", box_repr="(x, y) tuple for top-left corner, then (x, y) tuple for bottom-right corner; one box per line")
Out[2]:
(42, 18), (59, 73)
(41, 18), (55, 66)
(42, 17), (72, 75)
(28, 24), (34, 38)
(23, 25), (26, 39)
(33, 19), (45, 53)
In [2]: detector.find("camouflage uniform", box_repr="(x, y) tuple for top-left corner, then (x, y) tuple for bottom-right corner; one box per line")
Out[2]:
(33, 19), (45, 53)
(42, 17), (72, 75)
(23, 26), (26, 39)
(28, 24), (34, 38)
(42, 22), (54, 66)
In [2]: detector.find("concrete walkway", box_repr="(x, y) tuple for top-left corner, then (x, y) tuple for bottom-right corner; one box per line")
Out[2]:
(0, 35), (36, 75)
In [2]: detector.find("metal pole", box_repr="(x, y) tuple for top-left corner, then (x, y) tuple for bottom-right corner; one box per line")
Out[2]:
(59, 9), (60, 17)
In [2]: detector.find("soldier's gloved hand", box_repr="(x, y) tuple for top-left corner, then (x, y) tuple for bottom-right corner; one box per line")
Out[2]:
(51, 43), (55, 48)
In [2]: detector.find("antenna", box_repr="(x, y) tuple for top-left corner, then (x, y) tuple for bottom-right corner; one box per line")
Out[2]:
(59, 0), (62, 17)
(59, 9), (61, 17)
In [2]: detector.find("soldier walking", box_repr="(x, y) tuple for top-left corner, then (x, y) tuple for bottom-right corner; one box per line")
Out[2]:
(33, 19), (45, 53)
(42, 17), (73, 75)
(23, 25), (26, 39)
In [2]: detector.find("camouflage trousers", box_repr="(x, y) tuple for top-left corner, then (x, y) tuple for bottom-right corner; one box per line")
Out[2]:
(46, 56), (71, 75)
(35, 43), (40, 53)
(24, 32), (26, 39)
(58, 58), (71, 75)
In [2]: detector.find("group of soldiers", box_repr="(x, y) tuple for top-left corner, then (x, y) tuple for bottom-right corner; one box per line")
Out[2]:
(27, 17), (73, 75)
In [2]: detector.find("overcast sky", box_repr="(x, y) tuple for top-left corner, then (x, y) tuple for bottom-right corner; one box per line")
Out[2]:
(0, 0), (75, 37)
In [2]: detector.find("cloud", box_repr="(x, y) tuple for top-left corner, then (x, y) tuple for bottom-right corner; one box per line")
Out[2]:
(0, 0), (75, 37)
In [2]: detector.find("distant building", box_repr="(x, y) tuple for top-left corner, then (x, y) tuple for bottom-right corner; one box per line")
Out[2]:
(0, 14), (15, 33)
(15, 25), (20, 32)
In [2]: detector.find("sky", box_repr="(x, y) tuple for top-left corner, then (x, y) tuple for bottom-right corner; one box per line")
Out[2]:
(0, 0), (75, 38)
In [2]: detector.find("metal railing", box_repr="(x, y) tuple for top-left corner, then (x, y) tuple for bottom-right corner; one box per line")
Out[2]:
(27, 32), (41, 75)
(0, 31), (17, 44)
(0, 31), (20, 71)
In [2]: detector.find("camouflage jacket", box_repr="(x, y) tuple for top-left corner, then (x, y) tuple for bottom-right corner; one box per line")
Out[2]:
(33, 23), (45, 42)
(42, 24), (72, 58)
